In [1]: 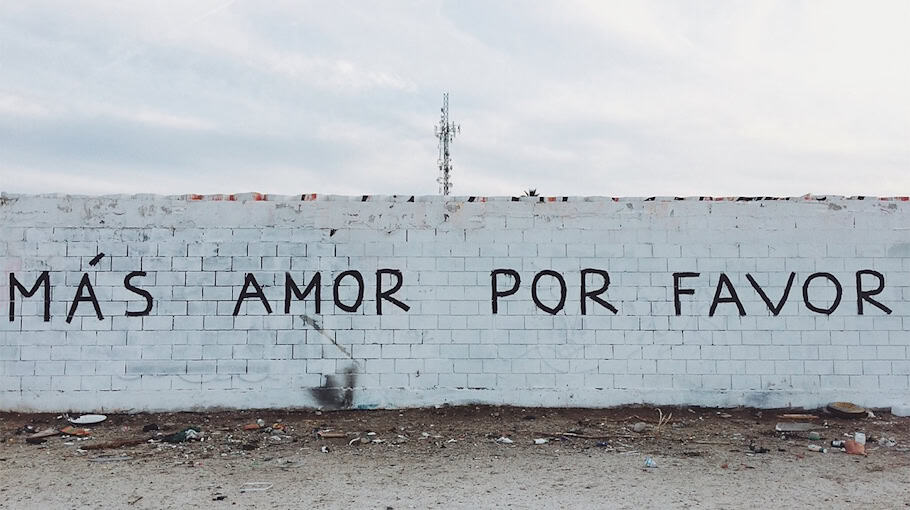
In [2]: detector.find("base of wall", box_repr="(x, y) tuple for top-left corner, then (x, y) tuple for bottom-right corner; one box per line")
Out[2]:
(3, 388), (906, 413)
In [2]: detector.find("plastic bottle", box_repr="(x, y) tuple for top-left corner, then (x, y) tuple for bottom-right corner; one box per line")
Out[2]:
(808, 444), (828, 453)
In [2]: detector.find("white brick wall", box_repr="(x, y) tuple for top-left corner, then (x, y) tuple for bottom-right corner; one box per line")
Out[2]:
(1, 193), (909, 411)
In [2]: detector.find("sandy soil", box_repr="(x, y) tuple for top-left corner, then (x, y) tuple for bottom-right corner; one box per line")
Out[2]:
(1, 405), (909, 509)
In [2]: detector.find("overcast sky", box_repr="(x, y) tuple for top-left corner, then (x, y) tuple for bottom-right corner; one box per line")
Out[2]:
(1, 1), (908, 197)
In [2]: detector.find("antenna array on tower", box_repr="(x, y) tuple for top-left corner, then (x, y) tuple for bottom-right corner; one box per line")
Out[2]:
(435, 93), (460, 196)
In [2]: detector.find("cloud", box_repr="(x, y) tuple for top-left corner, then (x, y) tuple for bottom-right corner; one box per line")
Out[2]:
(0, 1), (908, 197)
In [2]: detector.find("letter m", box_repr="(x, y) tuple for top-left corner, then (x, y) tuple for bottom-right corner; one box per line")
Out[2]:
(10, 271), (51, 321)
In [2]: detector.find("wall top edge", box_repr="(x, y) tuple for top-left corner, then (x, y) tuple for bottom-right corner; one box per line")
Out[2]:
(2, 192), (909, 203)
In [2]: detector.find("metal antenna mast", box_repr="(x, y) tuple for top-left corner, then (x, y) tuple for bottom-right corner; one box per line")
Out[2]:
(435, 92), (460, 196)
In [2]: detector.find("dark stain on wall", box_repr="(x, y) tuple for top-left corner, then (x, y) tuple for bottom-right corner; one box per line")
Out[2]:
(309, 366), (357, 410)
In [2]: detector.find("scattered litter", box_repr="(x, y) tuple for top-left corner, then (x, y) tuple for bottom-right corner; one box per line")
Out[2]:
(68, 414), (107, 425)
(878, 437), (896, 447)
(748, 442), (769, 454)
(320, 446), (329, 453)
(854, 432), (866, 445)
(142, 424), (159, 432)
(15, 425), (37, 435)
(243, 423), (261, 431)
(239, 482), (272, 493)
(271, 423), (286, 431)
(866, 410), (876, 419)
(89, 455), (132, 462)
(827, 402), (866, 419)
(807, 444), (828, 453)
(632, 422), (649, 433)
(495, 436), (514, 444)
(25, 437), (47, 445)
(595, 441), (610, 448)
(717, 413), (732, 419)
(807, 431), (821, 441)
(212, 495), (227, 501)
(643, 457), (658, 468)
(366, 432), (377, 436)
(533, 438), (549, 445)
(831, 440), (846, 448)
(61, 426), (91, 437)
(162, 427), (201, 443)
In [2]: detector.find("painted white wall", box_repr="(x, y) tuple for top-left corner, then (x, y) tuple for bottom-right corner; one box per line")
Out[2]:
(1, 193), (909, 412)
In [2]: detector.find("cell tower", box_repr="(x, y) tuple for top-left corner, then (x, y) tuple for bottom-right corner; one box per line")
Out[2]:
(435, 92), (460, 196)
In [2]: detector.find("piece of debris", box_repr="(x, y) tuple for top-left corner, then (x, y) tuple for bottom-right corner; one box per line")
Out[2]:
(15, 425), (37, 435)
(632, 422), (649, 433)
(28, 428), (60, 440)
(827, 402), (867, 419)
(495, 436), (514, 444)
(61, 426), (91, 437)
(854, 432), (866, 445)
(25, 437), (47, 445)
(866, 410), (876, 419)
(643, 457), (658, 468)
(212, 495), (227, 501)
(128, 495), (143, 505)
(239, 482), (272, 493)
(808, 431), (821, 441)
(242, 423), (261, 431)
(68, 414), (107, 425)
(142, 424), (159, 432)
(718, 413), (732, 419)
(878, 437), (896, 447)
(775, 422), (823, 432)
(844, 440), (866, 456)
(749, 442), (769, 454)
(778, 414), (818, 421)
(317, 430), (347, 439)
(320, 446), (329, 453)
(533, 438), (549, 445)
(595, 441), (610, 448)
(162, 427), (201, 443)
(807, 444), (828, 453)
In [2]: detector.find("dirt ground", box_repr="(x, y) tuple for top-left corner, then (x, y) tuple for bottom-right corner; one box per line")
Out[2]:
(1, 405), (909, 509)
